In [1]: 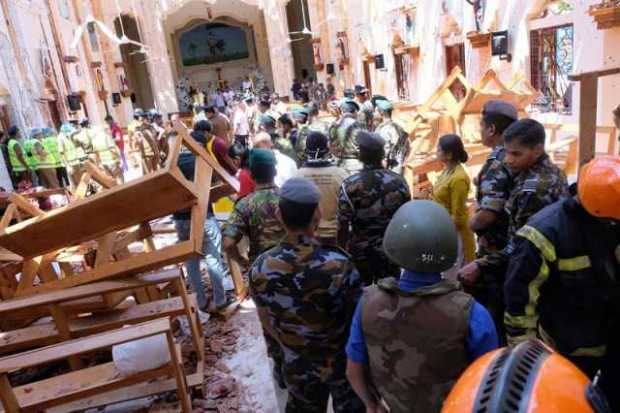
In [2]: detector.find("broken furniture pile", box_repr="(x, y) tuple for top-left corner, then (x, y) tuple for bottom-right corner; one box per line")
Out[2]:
(0, 122), (239, 413)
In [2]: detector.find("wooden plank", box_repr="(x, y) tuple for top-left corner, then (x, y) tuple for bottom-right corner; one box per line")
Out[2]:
(578, 75), (598, 166)
(226, 254), (247, 301)
(84, 160), (117, 189)
(73, 172), (91, 200)
(569, 68), (620, 81)
(15, 258), (41, 294)
(0, 269), (181, 314)
(0, 319), (170, 373)
(8, 193), (43, 218)
(0, 296), (190, 355)
(0, 374), (19, 413)
(14, 241), (196, 297)
(12, 362), (172, 411)
(0, 171), (197, 259)
(48, 304), (83, 370)
(47, 371), (204, 413)
(0, 204), (16, 230)
(173, 278), (203, 360)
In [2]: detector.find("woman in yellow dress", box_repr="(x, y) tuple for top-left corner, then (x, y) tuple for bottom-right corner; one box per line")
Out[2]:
(432, 134), (476, 267)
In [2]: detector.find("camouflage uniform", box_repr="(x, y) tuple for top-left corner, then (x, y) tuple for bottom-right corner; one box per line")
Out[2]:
(331, 114), (365, 175)
(478, 154), (569, 273)
(223, 183), (287, 387)
(375, 120), (410, 175)
(468, 144), (513, 339)
(338, 165), (411, 285)
(271, 132), (298, 164)
(295, 120), (330, 165)
(250, 235), (365, 413)
(357, 100), (375, 131)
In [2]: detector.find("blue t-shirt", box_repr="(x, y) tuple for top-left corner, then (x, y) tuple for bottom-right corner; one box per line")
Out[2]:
(346, 271), (499, 364)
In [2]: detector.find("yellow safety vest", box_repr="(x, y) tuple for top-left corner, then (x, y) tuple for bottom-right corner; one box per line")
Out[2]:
(7, 139), (27, 172)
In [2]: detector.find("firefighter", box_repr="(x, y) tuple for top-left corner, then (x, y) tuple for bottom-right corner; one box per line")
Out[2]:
(503, 155), (620, 410)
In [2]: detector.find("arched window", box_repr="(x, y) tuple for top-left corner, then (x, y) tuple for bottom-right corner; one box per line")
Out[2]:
(179, 23), (249, 66)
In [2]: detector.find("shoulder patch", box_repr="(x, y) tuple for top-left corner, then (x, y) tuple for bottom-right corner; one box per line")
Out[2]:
(522, 178), (538, 192)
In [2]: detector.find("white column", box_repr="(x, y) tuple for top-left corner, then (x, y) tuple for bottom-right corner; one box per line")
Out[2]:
(263, 0), (295, 97)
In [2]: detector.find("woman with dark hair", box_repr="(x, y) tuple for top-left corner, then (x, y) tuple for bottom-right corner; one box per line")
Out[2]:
(432, 134), (476, 271)
(228, 142), (255, 199)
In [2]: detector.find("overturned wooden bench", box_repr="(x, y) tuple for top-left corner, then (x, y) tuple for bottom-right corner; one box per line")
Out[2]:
(0, 318), (191, 413)
(0, 268), (204, 374)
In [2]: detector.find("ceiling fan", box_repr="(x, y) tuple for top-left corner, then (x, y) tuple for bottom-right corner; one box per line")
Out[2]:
(288, 0), (316, 36)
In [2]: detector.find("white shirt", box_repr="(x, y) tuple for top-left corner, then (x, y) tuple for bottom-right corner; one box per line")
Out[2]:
(274, 150), (298, 188)
(215, 93), (226, 108)
(242, 80), (252, 90)
(233, 109), (250, 136)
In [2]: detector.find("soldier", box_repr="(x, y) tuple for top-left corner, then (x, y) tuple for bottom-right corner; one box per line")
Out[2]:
(223, 148), (286, 387)
(251, 177), (365, 413)
(458, 119), (569, 293)
(306, 101), (330, 135)
(332, 99), (365, 175)
(135, 113), (160, 174)
(466, 100), (518, 339)
(292, 107), (310, 164)
(338, 132), (410, 285)
(374, 99), (409, 174)
(42, 127), (68, 187)
(354, 85), (374, 131)
(346, 200), (498, 413)
(504, 156), (620, 410)
(296, 132), (349, 245)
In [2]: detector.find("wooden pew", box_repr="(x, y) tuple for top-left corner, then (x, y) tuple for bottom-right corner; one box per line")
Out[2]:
(0, 269), (204, 368)
(0, 319), (191, 413)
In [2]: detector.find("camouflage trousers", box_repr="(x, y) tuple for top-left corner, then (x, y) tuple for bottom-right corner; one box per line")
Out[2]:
(282, 353), (365, 413)
(338, 158), (363, 176)
(263, 333), (286, 389)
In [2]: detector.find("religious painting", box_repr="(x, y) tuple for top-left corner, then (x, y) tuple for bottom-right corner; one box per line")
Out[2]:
(180, 23), (250, 67)
(385, 2), (417, 46)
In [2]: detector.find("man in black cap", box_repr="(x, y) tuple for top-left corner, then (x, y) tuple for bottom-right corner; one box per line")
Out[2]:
(250, 177), (364, 413)
(338, 132), (411, 285)
(331, 99), (365, 175)
(296, 132), (348, 245)
(354, 85), (374, 131)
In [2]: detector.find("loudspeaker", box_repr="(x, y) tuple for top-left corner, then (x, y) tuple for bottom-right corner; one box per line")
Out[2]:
(326, 63), (335, 75)
(67, 94), (81, 112)
(112, 92), (121, 105)
(374, 54), (385, 70)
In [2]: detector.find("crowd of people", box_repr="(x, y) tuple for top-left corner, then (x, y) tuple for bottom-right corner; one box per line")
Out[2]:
(2, 79), (618, 412)
(178, 83), (620, 413)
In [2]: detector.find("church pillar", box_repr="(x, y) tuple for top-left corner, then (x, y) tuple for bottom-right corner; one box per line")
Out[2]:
(263, 0), (295, 98)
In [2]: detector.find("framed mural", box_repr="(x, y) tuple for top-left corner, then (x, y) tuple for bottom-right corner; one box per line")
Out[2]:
(179, 23), (250, 66)
(312, 38), (324, 70)
(385, 3), (417, 47)
(336, 31), (349, 67)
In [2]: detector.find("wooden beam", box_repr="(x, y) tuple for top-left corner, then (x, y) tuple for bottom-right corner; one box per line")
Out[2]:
(569, 68), (620, 82)
(577, 74), (598, 166)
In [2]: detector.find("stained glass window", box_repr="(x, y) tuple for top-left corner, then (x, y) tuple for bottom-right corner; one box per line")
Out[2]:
(530, 24), (574, 114)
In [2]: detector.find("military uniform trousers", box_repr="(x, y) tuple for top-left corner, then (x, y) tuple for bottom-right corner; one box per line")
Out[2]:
(282, 353), (364, 413)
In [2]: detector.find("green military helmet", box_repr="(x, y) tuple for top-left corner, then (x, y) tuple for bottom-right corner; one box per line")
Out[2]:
(383, 200), (458, 273)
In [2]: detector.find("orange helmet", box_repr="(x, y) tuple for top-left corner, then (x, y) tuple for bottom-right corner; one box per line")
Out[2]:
(442, 340), (611, 413)
(578, 156), (620, 221)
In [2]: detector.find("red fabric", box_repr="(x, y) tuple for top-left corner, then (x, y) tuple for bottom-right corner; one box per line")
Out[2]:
(111, 123), (124, 151)
(238, 168), (256, 198)
(211, 137), (236, 175)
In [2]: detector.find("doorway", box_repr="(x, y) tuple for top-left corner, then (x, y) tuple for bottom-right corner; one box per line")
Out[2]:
(114, 15), (155, 110)
(286, 0), (315, 82)
(445, 43), (466, 100)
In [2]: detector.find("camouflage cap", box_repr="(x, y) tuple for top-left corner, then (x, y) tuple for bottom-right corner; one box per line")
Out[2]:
(280, 177), (321, 204)
(249, 148), (276, 167)
(259, 113), (277, 127)
(292, 108), (310, 122)
(340, 99), (360, 113)
(483, 100), (518, 120)
(376, 99), (393, 112)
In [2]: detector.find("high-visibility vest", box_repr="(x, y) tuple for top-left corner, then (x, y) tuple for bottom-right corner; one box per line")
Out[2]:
(57, 133), (79, 166)
(22, 139), (38, 170)
(91, 129), (116, 165)
(7, 139), (27, 172)
(43, 135), (62, 168)
(34, 139), (56, 169)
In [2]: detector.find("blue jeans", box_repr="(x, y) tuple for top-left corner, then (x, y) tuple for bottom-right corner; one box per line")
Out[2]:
(174, 217), (228, 309)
